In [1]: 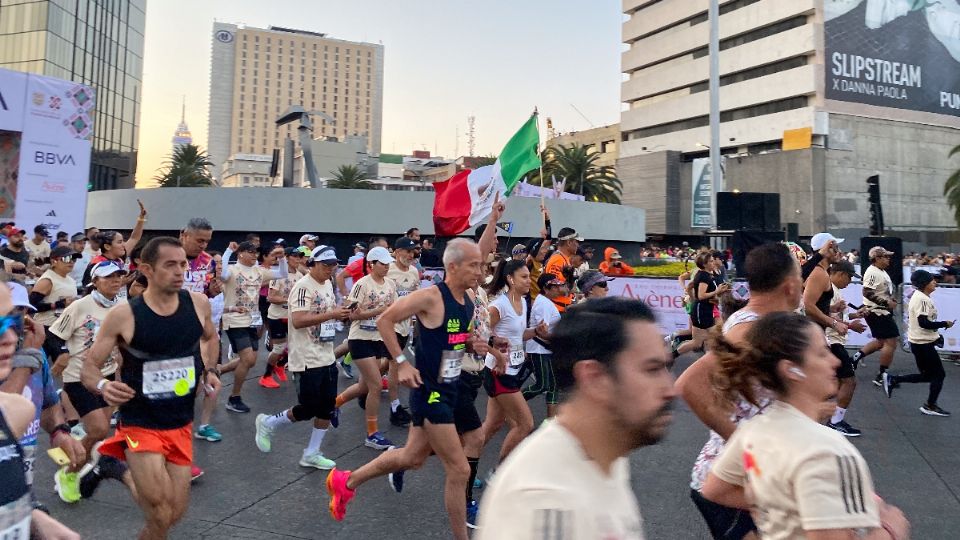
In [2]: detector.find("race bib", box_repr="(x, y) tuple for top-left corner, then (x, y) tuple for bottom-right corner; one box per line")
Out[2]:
(509, 346), (526, 366)
(250, 311), (263, 327)
(319, 322), (336, 342)
(439, 350), (464, 384)
(398, 289), (411, 297)
(142, 356), (196, 400)
(359, 318), (378, 331)
(20, 447), (34, 487)
(0, 495), (31, 540)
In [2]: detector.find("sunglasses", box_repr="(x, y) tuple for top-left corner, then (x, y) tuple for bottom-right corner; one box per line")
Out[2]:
(0, 313), (24, 338)
(594, 281), (608, 289)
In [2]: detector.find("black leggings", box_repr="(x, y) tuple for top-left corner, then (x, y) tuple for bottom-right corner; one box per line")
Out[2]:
(894, 342), (945, 405)
(522, 353), (558, 405)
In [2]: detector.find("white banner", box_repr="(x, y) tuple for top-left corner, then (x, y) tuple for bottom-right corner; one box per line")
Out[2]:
(0, 69), (28, 132)
(607, 276), (689, 335)
(14, 72), (94, 237)
(511, 179), (585, 201)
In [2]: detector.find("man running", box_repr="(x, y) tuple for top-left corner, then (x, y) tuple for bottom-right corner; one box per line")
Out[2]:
(385, 236), (420, 427)
(299, 234), (319, 251)
(255, 245), (351, 469)
(854, 246), (900, 387)
(81, 237), (220, 540)
(348, 242), (367, 265)
(24, 225), (51, 265)
(260, 247), (306, 388)
(544, 227), (584, 313)
(825, 261), (867, 435)
(327, 238), (486, 540)
(218, 240), (287, 413)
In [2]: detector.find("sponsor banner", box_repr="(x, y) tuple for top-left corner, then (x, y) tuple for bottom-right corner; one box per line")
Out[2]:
(825, 0), (960, 117)
(691, 157), (723, 228)
(0, 69), (28, 132)
(608, 276), (689, 335)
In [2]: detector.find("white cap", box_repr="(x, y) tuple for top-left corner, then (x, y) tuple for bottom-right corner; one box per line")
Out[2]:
(309, 245), (339, 264)
(810, 232), (844, 250)
(299, 234), (319, 245)
(366, 246), (395, 265)
(91, 261), (127, 278)
(7, 282), (35, 312)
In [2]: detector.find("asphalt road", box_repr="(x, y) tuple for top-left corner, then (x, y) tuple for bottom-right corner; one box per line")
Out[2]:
(33, 341), (960, 539)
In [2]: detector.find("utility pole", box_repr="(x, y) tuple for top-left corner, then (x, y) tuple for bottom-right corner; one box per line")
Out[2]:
(709, 0), (722, 243)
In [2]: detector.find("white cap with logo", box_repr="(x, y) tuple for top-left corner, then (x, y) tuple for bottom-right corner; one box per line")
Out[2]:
(366, 246), (395, 265)
(810, 232), (844, 251)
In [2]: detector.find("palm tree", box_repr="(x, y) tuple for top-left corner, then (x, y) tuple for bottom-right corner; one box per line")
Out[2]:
(532, 144), (623, 204)
(154, 144), (214, 187)
(326, 164), (376, 190)
(945, 144), (960, 227)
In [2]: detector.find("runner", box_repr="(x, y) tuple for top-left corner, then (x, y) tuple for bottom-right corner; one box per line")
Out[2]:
(299, 234), (319, 251)
(260, 247), (306, 389)
(543, 226), (584, 312)
(81, 199), (148, 288)
(676, 243), (803, 540)
(702, 312), (909, 540)
(334, 245), (399, 449)
(80, 236), (220, 539)
(0, 227), (30, 272)
(479, 259), (547, 466)
(255, 245), (351, 469)
(48, 261), (129, 502)
(30, 245), (79, 361)
(326, 238), (485, 540)
(825, 261), (868, 436)
(576, 269), (612, 300)
(521, 272), (564, 418)
(677, 252), (729, 356)
(854, 246), (901, 387)
(336, 236), (387, 297)
(419, 238), (441, 268)
(24, 225), (51, 264)
(348, 242), (367, 265)
(69, 233), (92, 288)
(385, 237), (420, 427)
(218, 240), (287, 413)
(476, 297), (674, 539)
(883, 269), (954, 416)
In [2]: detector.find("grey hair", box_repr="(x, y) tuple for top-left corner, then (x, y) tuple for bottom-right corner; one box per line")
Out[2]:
(185, 217), (213, 233)
(443, 238), (475, 267)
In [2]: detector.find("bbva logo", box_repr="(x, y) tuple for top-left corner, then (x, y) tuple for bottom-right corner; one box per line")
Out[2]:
(34, 152), (75, 165)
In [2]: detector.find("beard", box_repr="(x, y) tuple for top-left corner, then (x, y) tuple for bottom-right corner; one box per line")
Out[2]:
(614, 398), (674, 449)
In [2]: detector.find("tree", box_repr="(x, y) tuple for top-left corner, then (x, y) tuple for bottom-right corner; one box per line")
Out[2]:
(945, 144), (960, 227)
(532, 143), (623, 204)
(326, 164), (376, 190)
(154, 144), (214, 187)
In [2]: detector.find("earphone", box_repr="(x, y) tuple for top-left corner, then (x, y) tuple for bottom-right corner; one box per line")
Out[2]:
(788, 367), (806, 379)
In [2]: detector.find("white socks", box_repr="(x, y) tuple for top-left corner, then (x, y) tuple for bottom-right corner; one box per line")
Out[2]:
(305, 428), (327, 456)
(391, 399), (400, 412)
(831, 407), (847, 425)
(265, 410), (293, 429)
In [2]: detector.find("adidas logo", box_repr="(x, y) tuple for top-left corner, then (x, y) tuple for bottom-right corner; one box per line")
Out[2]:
(46, 210), (56, 217)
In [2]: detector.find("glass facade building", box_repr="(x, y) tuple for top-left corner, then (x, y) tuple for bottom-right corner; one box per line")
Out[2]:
(0, 0), (145, 190)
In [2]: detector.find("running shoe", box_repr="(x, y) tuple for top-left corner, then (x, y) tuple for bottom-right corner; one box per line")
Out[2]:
(54, 467), (81, 503)
(258, 374), (280, 389)
(80, 455), (127, 499)
(390, 405), (412, 427)
(339, 360), (354, 379)
(381, 375), (389, 392)
(330, 407), (340, 429)
(920, 403), (951, 417)
(466, 499), (480, 530)
(882, 372), (894, 398)
(387, 470), (404, 493)
(226, 395), (251, 413)
(191, 465), (204, 481)
(827, 420), (862, 437)
(255, 414), (275, 453)
(851, 350), (864, 370)
(274, 364), (288, 382)
(265, 335), (272, 351)
(364, 432), (394, 450)
(358, 393), (367, 410)
(300, 452), (336, 470)
(195, 424), (223, 442)
(873, 372), (884, 388)
(326, 469), (356, 521)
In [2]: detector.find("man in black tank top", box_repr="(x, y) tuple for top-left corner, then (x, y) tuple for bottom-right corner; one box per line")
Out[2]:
(81, 237), (220, 540)
(326, 238), (488, 540)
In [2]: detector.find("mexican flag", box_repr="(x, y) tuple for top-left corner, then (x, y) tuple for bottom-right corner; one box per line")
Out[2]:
(432, 114), (541, 236)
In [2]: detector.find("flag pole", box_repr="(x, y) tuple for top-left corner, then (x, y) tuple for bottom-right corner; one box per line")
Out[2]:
(535, 108), (546, 227)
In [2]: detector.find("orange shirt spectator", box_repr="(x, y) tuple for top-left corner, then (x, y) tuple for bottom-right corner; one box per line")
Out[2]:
(599, 247), (635, 276)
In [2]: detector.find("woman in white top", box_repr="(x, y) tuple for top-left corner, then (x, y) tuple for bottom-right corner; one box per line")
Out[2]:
(480, 259), (548, 466)
(702, 312), (909, 540)
(521, 272), (565, 418)
(31, 245), (80, 363)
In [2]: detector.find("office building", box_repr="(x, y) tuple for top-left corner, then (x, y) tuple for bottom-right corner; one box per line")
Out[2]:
(208, 23), (384, 184)
(620, 0), (960, 249)
(546, 124), (619, 169)
(0, 0), (146, 190)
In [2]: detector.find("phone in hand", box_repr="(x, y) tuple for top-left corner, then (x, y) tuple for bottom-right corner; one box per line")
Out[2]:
(47, 447), (70, 466)
(847, 303), (862, 310)
(347, 301), (359, 311)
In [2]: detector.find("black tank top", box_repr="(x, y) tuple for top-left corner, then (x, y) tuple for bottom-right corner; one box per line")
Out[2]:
(413, 282), (474, 395)
(0, 409), (31, 536)
(120, 290), (205, 429)
(815, 287), (834, 328)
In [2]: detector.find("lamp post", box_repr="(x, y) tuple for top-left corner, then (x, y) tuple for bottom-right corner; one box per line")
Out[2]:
(708, 0), (721, 246)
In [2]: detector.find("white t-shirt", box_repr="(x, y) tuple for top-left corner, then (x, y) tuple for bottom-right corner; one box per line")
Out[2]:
(24, 238), (50, 261)
(908, 290), (941, 344)
(825, 284), (847, 346)
(476, 420), (645, 540)
(486, 293), (528, 375)
(49, 295), (123, 383)
(287, 274), (338, 371)
(221, 263), (276, 329)
(711, 401), (880, 539)
(33, 269), (78, 327)
(862, 265), (893, 315)
(346, 274), (397, 341)
(267, 271), (301, 320)
(386, 262), (420, 337)
(210, 293), (225, 327)
(526, 293), (560, 354)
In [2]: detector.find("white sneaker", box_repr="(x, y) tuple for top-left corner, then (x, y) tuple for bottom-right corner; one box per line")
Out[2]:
(299, 452), (336, 470)
(254, 414), (274, 453)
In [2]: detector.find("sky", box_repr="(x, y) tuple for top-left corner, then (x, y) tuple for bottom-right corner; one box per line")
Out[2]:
(136, 0), (624, 185)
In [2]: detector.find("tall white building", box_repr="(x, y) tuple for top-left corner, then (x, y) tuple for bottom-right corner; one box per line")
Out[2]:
(619, 0), (960, 248)
(171, 98), (193, 151)
(207, 23), (384, 184)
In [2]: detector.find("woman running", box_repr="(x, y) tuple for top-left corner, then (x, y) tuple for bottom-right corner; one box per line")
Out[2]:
(677, 252), (729, 355)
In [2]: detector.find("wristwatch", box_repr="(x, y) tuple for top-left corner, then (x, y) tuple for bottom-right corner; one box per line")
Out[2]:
(395, 353), (408, 364)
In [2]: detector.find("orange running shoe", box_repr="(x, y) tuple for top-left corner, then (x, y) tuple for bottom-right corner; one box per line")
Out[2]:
(259, 375), (280, 389)
(326, 468), (356, 521)
(274, 364), (288, 382)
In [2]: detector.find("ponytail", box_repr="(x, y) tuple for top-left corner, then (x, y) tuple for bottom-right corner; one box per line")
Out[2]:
(486, 258), (525, 295)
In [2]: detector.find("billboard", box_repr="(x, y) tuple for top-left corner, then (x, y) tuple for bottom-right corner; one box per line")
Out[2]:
(692, 157), (724, 228)
(0, 67), (94, 236)
(825, 0), (960, 117)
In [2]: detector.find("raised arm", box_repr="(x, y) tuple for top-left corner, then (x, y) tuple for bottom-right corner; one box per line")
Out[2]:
(123, 199), (148, 256)
(478, 192), (505, 259)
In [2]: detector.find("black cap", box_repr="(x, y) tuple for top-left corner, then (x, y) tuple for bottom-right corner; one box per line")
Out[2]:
(284, 246), (305, 256)
(911, 269), (936, 289)
(537, 272), (565, 291)
(50, 245), (79, 261)
(353, 242), (367, 251)
(829, 260), (860, 279)
(34, 224), (48, 235)
(394, 237), (418, 251)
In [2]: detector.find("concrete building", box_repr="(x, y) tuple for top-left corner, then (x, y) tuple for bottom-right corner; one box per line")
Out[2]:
(208, 23), (384, 183)
(0, 0), (146, 190)
(546, 124), (620, 169)
(220, 153), (274, 188)
(619, 0), (960, 250)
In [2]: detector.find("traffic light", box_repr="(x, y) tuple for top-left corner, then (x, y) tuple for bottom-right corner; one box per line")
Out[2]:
(866, 175), (883, 236)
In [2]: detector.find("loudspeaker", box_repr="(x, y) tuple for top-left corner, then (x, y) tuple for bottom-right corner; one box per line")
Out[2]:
(740, 193), (765, 230)
(716, 192), (781, 231)
(763, 193), (781, 231)
(860, 236), (903, 286)
(717, 192), (740, 230)
(786, 223), (799, 243)
(732, 230), (787, 278)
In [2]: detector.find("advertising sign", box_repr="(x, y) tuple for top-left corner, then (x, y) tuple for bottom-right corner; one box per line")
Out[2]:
(825, 0), (960, 116)
(0, 68), (94, 236)
(692, 157), (722, 228)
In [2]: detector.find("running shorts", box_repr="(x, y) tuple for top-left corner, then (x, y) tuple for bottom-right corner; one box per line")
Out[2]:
(690, 488), (757, 540)
(258, 295), (269, 322)
(348, 334), (408, 360)
(865, 312), (900, 339)
(226, 327), (260, 353)
(99, 423), (193, 466)
(692, 302), (716, 330)
(267, 318), (288, 340)
(482, 367), (523, 397)
(62, 373), (114, 418)
(454, 371), (483, 434)
(291, 365), (338, 421)
(830, 343), (855, 379)
(409, 385), (456, 426)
